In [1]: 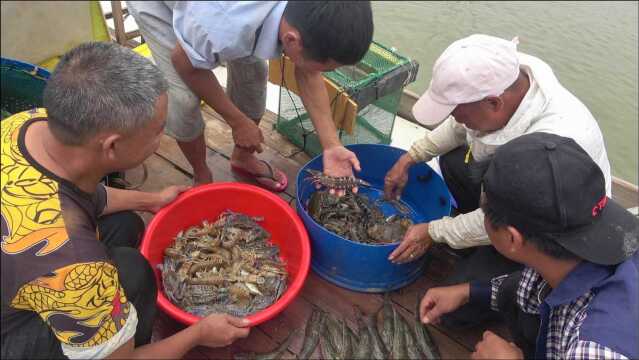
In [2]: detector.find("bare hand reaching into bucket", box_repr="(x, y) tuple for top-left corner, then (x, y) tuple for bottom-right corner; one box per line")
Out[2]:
(322, 145), (362, 196)
(384, 153), (416, 200)
(388, 223), (433, 263)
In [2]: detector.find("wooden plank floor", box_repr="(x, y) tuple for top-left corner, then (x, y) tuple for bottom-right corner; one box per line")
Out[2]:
(127, 105), (500, 359)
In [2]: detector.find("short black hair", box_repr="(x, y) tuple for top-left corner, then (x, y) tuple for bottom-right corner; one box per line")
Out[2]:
(283, 1), (373, 65)
(481, 194), (580, 261)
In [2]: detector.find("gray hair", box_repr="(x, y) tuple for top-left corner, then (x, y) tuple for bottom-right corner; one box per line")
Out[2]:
(43, 42), (168, 145)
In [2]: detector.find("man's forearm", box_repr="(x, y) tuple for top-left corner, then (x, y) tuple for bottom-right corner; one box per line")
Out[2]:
(428, 208), (491, 248)
(397, 152), (418, 171)
(171, 44), (247, 129)
(103, 187), (159, 215)
(295, 68), (342, 149)
(408, 117), (467, 163)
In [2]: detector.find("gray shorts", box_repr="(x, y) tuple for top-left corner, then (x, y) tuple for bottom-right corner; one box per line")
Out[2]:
(134, 16), (267, 142)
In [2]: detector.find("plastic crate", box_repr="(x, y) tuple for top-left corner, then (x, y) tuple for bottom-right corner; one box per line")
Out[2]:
(0, 56), (127, 188)
(275, 41), (418, 157)
(1, 57), (51, 119)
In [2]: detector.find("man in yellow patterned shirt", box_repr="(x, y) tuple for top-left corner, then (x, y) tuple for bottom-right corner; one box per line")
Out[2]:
(1, 42), (250, 359)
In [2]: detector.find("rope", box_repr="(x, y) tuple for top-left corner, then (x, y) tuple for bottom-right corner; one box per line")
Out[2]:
(279, 58), (351, 158)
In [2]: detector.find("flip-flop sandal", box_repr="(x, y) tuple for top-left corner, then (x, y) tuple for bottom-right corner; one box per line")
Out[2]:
(231, 159), (288, 193)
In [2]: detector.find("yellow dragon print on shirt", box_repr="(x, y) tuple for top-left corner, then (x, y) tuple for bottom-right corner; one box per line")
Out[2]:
(1, 109), (69, 256)
(11, 261), (131, 347)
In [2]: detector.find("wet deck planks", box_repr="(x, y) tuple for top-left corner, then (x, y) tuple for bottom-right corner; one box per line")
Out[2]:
(129, 105), (488, 359)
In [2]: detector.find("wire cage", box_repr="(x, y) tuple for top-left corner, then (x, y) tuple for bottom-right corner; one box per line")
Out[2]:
(275, 41), (419, 157)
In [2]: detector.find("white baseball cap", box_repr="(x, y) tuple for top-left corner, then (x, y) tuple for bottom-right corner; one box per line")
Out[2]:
(412, 34), (520, 126)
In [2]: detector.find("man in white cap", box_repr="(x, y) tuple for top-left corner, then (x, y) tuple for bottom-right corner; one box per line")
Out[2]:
(384, 34), (612, 327)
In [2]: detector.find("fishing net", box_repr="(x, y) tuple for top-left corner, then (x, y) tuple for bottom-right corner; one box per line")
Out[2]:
(275, 41), (419, 157)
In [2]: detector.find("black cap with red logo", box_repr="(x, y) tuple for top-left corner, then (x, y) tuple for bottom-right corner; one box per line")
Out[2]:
(483, 132), (638, 265)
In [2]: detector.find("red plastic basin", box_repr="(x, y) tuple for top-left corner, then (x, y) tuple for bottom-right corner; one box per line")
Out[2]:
(139, 183), (310, 327)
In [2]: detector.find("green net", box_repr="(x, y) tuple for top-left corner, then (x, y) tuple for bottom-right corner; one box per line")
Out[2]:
(323, 42), (410, 91)
(1, 58), (50, 120)
(275, 41), (418, 158)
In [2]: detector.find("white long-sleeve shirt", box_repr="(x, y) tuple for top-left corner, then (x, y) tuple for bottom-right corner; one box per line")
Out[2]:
(408, 53), (612, 249)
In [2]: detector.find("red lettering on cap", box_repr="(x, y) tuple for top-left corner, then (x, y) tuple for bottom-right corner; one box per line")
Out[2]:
(592, 196), (608, 217)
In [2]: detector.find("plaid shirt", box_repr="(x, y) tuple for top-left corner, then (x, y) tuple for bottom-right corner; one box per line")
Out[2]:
(480, 258), (639, 360)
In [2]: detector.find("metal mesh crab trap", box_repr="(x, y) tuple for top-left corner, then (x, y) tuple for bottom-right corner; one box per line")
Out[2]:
(274, 41), (419, 158)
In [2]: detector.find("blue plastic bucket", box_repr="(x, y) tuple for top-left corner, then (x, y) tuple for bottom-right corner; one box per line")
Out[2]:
(296, 144), (451, 292)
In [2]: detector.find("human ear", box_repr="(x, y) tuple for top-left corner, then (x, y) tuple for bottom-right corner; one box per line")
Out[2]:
(281, 30), (302, 53)
(100, 133), (122, 162)
(506, 226), (525, 253)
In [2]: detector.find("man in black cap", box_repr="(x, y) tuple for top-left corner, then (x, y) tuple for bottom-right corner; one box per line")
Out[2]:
(417, 132), (638, 359)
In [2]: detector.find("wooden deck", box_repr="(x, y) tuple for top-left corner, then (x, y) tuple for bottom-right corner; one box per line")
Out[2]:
(128, 105), (635, 359)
